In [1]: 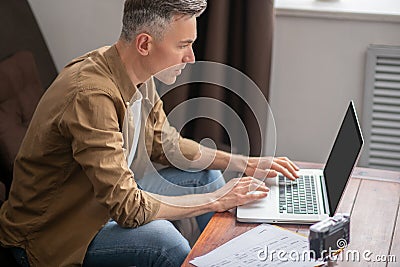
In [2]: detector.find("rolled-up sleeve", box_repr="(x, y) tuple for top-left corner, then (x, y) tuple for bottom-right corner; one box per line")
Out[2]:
(150, 99), (201, 169)
(59, 88), (160, 227)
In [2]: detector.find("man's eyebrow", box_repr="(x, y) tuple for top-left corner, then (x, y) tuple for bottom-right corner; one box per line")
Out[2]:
(179, 38), (196, 44)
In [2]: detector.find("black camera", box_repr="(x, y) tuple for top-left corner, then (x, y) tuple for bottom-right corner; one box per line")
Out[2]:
(309, 213), (350, 259)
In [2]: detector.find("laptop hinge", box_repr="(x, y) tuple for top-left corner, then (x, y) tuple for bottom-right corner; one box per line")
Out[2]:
(320, 175), (330, 215)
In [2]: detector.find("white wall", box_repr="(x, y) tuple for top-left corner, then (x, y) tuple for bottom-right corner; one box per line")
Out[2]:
(268, 14), (400, 163)
(27, 0), (124, 71)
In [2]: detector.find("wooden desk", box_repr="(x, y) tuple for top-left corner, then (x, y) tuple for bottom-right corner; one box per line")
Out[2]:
(182, 162), (400, 267)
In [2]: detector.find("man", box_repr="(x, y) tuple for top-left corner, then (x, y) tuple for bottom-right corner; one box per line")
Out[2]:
(0, 0), (299, 266)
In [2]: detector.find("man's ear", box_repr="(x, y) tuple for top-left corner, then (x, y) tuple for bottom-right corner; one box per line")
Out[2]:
(136, 33), (152, 56)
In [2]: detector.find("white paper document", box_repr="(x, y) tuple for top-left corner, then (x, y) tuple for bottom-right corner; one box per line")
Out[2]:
(190, 224), (324, 267)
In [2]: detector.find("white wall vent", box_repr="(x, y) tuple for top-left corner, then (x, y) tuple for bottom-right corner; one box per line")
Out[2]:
(359, 45), (400, 171)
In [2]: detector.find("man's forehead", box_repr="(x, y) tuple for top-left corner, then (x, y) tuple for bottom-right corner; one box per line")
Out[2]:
(165, 15), (197, 40)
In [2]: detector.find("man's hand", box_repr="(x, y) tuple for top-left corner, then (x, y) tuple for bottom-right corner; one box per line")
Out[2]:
(244, 156), (299, 181)
(211, 176), (269, 212)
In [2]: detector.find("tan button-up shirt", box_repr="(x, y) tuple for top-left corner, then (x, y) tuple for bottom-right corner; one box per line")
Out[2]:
(0, 45), (201, 266)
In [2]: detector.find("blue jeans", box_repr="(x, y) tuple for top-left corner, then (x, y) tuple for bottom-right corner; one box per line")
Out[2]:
(12, 168), (225, 267)
(11, 247), (29, 267)
(85, 168), (225, 267)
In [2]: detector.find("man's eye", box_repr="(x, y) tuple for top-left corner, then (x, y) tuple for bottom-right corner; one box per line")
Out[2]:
(179, 44), (190, 49)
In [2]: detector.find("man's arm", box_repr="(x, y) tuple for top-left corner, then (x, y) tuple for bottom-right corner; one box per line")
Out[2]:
(190, 146), (300, 181)
(149, 97), (298, 180)
(61, 89), (161, 228)
(151, 176), (269, 221)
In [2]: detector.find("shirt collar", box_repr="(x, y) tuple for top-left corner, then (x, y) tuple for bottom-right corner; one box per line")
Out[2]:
(104, 44), (138, 103)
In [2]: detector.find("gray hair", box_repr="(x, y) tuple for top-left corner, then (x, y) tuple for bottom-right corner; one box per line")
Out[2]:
(120, 0), (207, 42)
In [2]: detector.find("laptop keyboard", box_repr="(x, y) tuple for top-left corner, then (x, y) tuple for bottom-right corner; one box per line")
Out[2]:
(279, 175), (319, 214)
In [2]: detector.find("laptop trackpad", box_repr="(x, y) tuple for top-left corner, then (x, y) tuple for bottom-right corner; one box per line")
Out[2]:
(237, 186), (277, 217)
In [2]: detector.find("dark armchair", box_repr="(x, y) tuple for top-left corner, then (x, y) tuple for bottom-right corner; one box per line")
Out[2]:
(0, 0), (57, 265)
(0, 0), (57, 202)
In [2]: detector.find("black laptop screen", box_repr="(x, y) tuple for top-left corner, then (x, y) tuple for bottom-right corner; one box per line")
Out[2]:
(323, 101), (364, 216)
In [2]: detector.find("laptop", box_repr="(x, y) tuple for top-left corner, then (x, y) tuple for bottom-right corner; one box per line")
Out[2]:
(237, 101), (364, 224)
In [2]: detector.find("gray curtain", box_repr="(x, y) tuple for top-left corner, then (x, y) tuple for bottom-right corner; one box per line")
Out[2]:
(162, 0), (274, 156)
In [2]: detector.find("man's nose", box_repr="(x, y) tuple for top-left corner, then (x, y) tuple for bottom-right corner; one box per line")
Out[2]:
(183, 48), (195, 63)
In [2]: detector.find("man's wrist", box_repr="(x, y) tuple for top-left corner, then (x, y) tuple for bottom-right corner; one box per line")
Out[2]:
(207, 191), (223, 212)
(229, 154), (248, 173)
